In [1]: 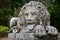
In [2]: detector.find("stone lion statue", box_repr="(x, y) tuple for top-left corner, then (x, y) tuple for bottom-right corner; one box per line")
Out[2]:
(9, 1), (58, 39)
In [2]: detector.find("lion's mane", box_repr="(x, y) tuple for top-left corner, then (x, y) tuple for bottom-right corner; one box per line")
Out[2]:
(18, 1), (50, 27)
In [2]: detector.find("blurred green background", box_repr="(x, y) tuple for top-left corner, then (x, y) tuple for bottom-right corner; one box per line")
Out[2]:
(0, 0), (60, 32)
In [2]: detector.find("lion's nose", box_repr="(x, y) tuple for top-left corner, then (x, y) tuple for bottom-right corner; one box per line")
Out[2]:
(27, 14), (32, 20)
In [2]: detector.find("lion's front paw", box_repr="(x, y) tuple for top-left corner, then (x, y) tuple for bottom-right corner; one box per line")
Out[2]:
(35, 25), (47, 37)
(47, 26), (58, 36)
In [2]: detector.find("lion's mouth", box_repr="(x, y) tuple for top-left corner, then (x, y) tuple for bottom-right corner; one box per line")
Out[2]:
(26, 21), (37, 24)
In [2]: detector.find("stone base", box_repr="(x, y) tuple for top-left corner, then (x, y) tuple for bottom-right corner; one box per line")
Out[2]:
(8, 33), (58, 40)
(8, 33), (35, 40)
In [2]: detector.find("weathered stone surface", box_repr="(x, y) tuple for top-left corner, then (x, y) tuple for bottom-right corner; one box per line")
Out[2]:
(8, 33), (15, 40)
(8, 33), (59, 40)
(8, 33), (35, 40)
(8, 1), (58, 40)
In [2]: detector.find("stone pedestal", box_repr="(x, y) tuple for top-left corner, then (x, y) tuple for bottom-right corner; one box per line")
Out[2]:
(8, 33), (58, 40)
(8, 33), (35, 40)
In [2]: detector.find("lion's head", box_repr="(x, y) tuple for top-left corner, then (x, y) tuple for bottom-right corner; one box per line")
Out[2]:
(18, 1), (50, 27)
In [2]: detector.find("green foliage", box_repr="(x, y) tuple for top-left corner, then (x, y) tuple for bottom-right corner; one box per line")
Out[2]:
(0, 0), (12, 26)
(0, 25), (9, 36)
(0, 0), (26, 26)
(49, 4), (60, 31)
